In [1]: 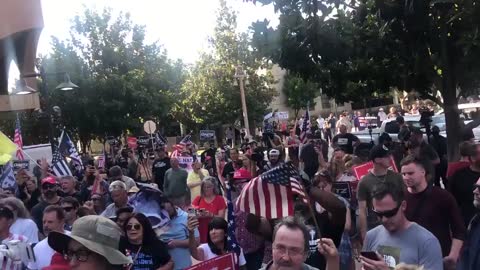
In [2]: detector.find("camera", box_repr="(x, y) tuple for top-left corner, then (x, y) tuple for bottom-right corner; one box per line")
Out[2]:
(0, 240), (36, 268)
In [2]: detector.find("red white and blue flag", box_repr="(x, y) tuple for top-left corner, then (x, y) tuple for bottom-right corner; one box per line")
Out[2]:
(299, 107), (311, 144)
(14, 115), (24, 160)
(236, 163), (308, 219)
(170, 134), (192, 158)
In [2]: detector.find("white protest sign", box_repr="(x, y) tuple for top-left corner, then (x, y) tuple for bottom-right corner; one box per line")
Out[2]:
(277, 111), (289, 120)
(177, 156), (194, 172)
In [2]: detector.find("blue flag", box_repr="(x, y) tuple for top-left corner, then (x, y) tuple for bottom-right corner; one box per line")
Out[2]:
(0, 162), (18, 193)
(58, 130), (84, 172)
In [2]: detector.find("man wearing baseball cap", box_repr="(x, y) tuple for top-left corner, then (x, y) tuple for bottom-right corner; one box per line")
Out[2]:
(31, 176), (61, 235)
(48, 215), (132, 270)
(264, 149), (282, 171)
(357, 144), (404, 242)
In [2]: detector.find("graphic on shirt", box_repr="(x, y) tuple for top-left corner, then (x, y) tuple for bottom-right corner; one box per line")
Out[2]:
(377, 245), (401, 269)
(125, 248), (155, 270)
(154, 161), (167, 168)
(307, 228), (318, 256)
(337, 138), (348, 145)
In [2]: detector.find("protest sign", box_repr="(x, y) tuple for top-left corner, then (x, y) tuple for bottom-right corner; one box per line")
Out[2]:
(177, 156), (194, 172)
(353, 156), (398, 180)
(12, 160), (30, 171)
(277, 111), (289, 120)
(200, 130), (216, 141)
(127, 137), (137, 149)
(137, 136), (150, 146)
(185, 253), (236, 270)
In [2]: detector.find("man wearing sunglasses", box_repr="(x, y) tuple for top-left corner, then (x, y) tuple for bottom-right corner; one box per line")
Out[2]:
(60, 196), (79, 231)
(31, 176), (62, 235)
(361, 181), (443, 270)
(402, 155), (465, 270)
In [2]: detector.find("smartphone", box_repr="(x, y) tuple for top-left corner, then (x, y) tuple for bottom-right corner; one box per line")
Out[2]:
(187, 208), (197, 217)
(360, 251), (380, 261)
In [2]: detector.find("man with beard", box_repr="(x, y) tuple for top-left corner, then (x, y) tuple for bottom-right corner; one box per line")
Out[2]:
(264, 149), (283, 171)
(27, 205), (68, 270)
(31, 177), (62, 234)
(79, 165), (109, 203)
(457, 177), (480, 270)
(60, 176), (82, 203)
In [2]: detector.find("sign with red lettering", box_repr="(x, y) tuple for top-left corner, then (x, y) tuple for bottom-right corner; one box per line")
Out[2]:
(354, 156), (398, 180)
(185, 253), (236, 270)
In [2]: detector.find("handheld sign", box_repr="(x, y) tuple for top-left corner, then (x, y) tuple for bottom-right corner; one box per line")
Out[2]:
(12, 160), (30, 172)
(143, 120), (157, 134)
(200, 130), (215, 141)
(185, 253), (236, 270)
(127, 137), (137, 149)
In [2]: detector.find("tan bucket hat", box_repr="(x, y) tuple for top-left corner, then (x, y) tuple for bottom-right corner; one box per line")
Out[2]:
(48, 215), (132, 265)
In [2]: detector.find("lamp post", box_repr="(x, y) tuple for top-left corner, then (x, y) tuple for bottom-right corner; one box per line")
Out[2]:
(234, 65), (250, 138)
(19, 67), (79, 151)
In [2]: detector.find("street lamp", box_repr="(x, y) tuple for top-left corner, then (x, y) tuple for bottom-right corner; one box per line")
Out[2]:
(234, 65), (251, 138)
(13, 79), (37, 95)
(18, 67), (79, 151)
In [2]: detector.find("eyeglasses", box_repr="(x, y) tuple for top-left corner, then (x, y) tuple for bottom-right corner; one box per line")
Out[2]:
(373, 204), (401, 218)
(63, 207), (75, 212)
(273, 244), (304, 257)
(64, 249), (91, 262)
(126, 224), (141, 231)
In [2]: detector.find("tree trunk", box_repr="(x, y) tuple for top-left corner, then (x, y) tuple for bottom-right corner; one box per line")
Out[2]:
(444, 93), (461, 161)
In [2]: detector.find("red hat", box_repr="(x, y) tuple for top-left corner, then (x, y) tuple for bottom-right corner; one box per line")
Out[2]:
(41, 176), (57, 185)
(42, 252), (70, 270)
(234, 168), (252, 180)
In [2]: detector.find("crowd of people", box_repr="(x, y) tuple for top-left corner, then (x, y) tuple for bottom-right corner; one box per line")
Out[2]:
(1, 104), (480, 270)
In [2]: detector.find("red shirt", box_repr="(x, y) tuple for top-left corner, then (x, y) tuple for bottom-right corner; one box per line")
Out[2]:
(447, 161), (470, 178)
(192, 195), (227, 243)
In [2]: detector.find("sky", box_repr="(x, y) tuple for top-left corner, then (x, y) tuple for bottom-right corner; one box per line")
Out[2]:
(37, 0), (279, 63)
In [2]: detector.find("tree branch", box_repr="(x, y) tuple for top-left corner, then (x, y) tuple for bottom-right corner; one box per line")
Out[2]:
(420, 92), (444, 108)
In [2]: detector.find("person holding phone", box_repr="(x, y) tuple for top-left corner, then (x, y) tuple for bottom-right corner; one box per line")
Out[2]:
(361, 181), (443, 270)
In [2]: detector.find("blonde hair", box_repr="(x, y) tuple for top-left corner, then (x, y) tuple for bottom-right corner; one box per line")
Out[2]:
(394, 264), (424, 270)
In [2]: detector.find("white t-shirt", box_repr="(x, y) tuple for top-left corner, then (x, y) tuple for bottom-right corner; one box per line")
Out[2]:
(199, 243), (246, 266)
(28, 231), (70, 270)
(10, 218), (39, 243)
(2, 233), (28, 270)
(316, 118), (325, 129)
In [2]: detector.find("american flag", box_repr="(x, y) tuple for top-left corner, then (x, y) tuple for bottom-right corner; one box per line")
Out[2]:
(58, 130), (84, 172)
(14, 115), (24, 160)
(236, 163), (308, 219)
(51, 145), (72, 176)
(0, 162), (18, 193)
(299, 107), (311, 144)
(226, 182), (242, 257)
(170, 134), (192, 158)
(97, 149), (106, 169)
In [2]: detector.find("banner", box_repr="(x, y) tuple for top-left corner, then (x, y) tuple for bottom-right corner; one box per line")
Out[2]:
(200, 130), (215, 141)
(127, 137), (137, 149)
(177, 156), (194, 172)
(185, 253), (236, 270)
(277, 111), (289, 120)
(12, 160), (30, 172)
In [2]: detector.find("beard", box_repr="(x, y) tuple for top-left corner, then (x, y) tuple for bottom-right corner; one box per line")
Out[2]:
(44, 190), (56, 200)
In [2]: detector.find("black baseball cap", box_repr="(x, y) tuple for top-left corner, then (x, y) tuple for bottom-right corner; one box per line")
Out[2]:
(0, 207), (14, 220)
(369, 144), (390, 161)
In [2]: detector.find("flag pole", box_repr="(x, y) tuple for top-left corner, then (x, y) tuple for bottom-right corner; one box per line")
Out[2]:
(305, 196), (322, 239)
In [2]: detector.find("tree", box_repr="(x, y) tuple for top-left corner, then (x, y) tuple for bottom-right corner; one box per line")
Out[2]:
(172, 0), (276, 133)
(247, 0), (480, 160)
(282, 74), (319, 119)
(39, 7), (184, 151)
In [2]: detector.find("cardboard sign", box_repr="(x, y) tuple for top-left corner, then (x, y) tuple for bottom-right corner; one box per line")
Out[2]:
(177, 156), (194, 172)
(127, 137), (137, 149)
(12, 160), (30, 171)
(354, 156), (398, 180)
(185, 253), (236, 270)
(200, 130), (216, 141)
(137, 136), (150, 146)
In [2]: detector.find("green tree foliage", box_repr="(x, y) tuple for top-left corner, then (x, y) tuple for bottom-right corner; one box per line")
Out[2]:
(172, 0), (276, 131)
(39, 7), (184, 151)
(248, 0), (480, 160)
(282, 74), (318, 119)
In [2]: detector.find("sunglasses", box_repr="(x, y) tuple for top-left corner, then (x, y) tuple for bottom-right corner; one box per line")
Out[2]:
(373, 204), (401, 218)
(42, 184), (56, 190)
(126, 224), (141, 231)
(63, 207), (75, 212)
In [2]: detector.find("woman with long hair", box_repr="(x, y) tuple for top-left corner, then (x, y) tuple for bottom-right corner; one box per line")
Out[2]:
(119, 213), (173, 270)
(188, 217), (246, 269)
(1, 197), (39, 243)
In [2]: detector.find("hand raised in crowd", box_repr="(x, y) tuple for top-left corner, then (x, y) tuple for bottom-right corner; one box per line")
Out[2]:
(187, 215), (199, 233)
(360, 252), (389, 270)
(317, 238), (339, 260)
(83, 200), (95, 213)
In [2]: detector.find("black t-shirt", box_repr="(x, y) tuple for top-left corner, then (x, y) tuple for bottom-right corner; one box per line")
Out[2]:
(448, 167), (480, 226)
(119, 237), (171, 270)
(300, 144), (319, 179)
(152, 157), (171, 189)
(304, 212), (345, 270)
(222, 161), (237, 180)
(332, 133), (359, 154)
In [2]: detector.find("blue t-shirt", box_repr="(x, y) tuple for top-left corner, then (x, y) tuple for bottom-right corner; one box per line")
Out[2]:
(158, 208), (199, 270)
